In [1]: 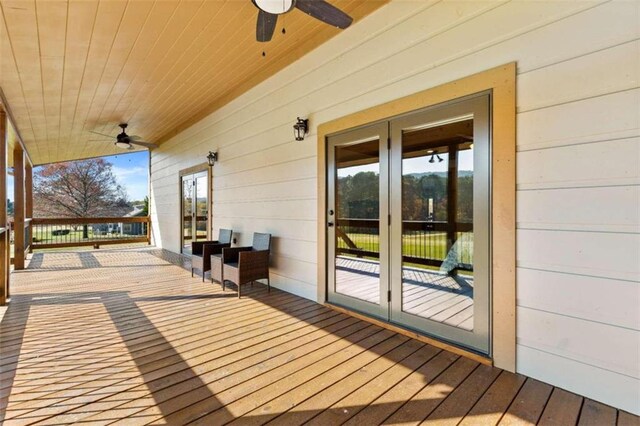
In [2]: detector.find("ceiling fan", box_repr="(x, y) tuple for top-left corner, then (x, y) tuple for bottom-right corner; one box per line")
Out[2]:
(253, 0), (353, 42)
(89, 123), (158, 150)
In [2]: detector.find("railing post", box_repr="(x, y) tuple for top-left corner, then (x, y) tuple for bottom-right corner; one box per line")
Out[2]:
(0, 109), (7, 304)
(146, 217), (151, 245)
(13, 145), (25, 270)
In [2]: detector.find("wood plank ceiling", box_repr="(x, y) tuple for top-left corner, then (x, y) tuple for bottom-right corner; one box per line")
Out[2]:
(0, 0), (387, 165)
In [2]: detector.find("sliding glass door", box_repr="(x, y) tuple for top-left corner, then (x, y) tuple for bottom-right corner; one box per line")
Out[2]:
(327, 93), (491, 354)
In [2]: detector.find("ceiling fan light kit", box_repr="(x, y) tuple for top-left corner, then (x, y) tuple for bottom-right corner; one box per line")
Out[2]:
(115, 141), (132, 150)
(253, 0), (295, 15)
(253, 0), (353, 43)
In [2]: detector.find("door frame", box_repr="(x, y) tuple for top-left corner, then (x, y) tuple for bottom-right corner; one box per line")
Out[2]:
(179, 163), (212, 253)
(317, 63), (516, 371)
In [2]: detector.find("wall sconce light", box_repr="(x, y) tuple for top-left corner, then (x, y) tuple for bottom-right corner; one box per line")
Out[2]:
(293, 117), (309, 141)
(206, 151), (218, 167)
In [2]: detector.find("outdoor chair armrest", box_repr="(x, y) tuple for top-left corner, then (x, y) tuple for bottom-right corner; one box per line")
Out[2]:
(222, 246), (252, 264)
(203, 242), (231, 257)
(192, 240), (220, 256)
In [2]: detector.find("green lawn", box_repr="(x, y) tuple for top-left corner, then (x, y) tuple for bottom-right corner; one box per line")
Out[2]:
(338, 232), (473, 265)
(31, 225), (143, 244)
(32, 228), (86, 243)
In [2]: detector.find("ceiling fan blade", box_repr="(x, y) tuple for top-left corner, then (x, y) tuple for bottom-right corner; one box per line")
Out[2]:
(89, 130), (115, 138)
(130, 140), (158, 149)
(256, 9), (277, 42)
(295, 0), (353, 29)
(129, 135), (142, 141)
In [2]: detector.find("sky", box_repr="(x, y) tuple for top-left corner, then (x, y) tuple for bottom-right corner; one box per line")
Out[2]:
(108, 151), (150, 201)
(6, 151), (149, 203)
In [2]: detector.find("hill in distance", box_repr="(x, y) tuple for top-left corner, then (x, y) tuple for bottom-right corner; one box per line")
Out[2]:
(407, 171), (473, 178)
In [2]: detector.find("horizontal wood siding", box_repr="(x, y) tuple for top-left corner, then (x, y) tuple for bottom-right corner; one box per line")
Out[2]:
(150, 0), (640, 413)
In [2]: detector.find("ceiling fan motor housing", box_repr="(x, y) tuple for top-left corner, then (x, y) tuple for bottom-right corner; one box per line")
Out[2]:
(117, 123), (130, 142)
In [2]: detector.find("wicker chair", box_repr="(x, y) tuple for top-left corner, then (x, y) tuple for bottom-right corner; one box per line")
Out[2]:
(220, 232), (271, 298)
(190, 229), (232, 281)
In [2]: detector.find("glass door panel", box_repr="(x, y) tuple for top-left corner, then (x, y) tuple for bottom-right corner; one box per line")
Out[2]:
(327, 123), (389, 319)
(195, 172), (209, 243)
(182, 176), (194, 254)
(390, 94), (490, 354)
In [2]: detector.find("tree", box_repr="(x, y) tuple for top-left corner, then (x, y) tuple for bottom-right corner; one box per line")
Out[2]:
(34, 159), (131, 238)
(7, 199), (13, 216)
(337, 171), (380, 219)
(136, 196), (149, 217)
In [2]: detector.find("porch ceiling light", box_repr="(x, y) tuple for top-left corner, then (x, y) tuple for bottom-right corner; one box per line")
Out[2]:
(252, 0), (295, 15)
(293, 117), (309, 141)
(115, 141), (132, 150)
(207, 151), (218, 167)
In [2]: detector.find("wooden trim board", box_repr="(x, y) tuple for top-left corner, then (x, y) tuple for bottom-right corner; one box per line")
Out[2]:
(316, 63), (517, 371)
(178, 163), (209, 177)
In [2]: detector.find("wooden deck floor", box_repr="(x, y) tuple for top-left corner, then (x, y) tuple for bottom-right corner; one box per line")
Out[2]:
(0, 248), (636, 425)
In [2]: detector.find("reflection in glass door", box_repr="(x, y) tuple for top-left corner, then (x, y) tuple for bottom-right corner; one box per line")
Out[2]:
(182, 176), (194, 252)
(181, 170), (209, 254)
(327, 123), (389, 319)
(195, 173), (208, 242)
(326, 94), (491, 354)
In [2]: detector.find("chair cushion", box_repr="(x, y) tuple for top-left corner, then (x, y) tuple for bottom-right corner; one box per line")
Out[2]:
(252, 233), (271, 251)
(218, 229), (233, 244)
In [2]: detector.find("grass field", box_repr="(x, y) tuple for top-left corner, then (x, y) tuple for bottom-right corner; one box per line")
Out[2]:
(31, 225), (145, 244)
(337, 232), (473, 264)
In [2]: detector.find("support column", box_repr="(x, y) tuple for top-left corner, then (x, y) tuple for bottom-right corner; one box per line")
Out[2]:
(13, 145), (25, 270)
(25, 161), (33, 252)
(0, 110), (7, 304)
